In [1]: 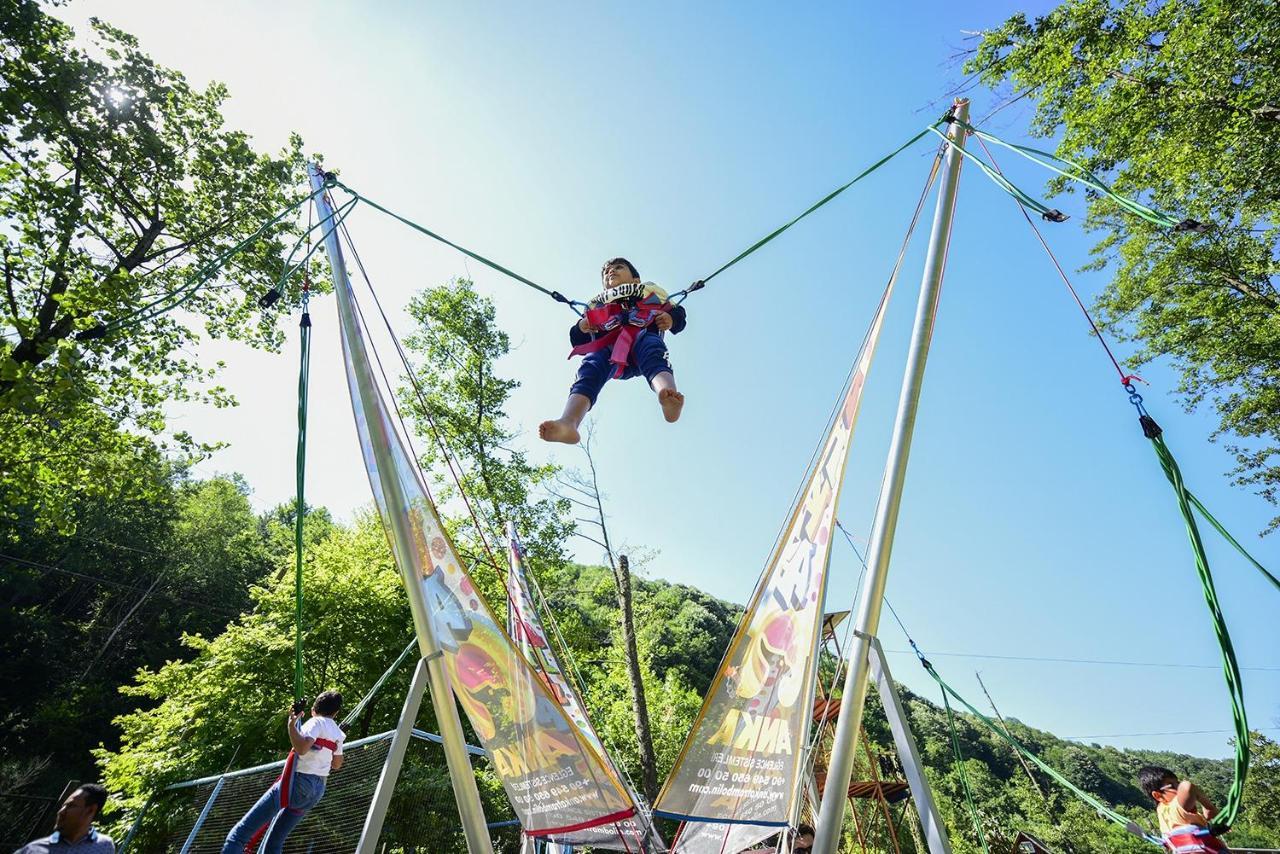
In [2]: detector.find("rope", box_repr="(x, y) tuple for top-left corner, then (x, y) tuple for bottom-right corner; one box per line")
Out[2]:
(292, 244), (313, 703)
(832, 518), (993, 854)
(970, 134), (1134, 385)
(96, 183), (332, 337)
(977, 128), (1268, 831)
(341, 638), (418, 728)
(925, 126), (1069, 223)
(936, 671), (991, 854)
(335, 220), (509, 584)
(913, 650), (1164, 847)
(678, 120), (946, 301)
(877, 578), (1164, 845)
(956, 121), (1182, 230)
(1187, 490), (1280, 595)
(327, 120), (943, 313)
(1135, 411), (1249, 834)
(330, 181), (586, 314)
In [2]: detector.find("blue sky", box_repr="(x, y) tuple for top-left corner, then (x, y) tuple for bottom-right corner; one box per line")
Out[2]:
(62, 1), (1278, 761)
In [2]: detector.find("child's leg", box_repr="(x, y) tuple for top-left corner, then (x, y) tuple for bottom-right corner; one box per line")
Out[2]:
(540, 351), (611, 444)
(221, 782), (282, 854)
(634, 333), (684, 423)
(260, 774), (325, 854)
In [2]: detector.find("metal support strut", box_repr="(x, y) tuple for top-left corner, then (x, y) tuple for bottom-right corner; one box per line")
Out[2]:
(812, 98), (969, 854)
(309, 163), (494, 854)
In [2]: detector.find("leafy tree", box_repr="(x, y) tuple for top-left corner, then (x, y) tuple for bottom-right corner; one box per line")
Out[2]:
(400, 278), (570, 576)
(96, 510), (539, 851)
(0, 472), (272, 793)
(1, 1), (315, 530)
(97, 512), (414, 811)
(1242, 731), (1280, 840)
(633, 571), (740, 696)
(966, 0), (1280, 531)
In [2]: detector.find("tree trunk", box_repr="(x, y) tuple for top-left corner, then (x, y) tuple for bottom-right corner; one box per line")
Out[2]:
(612, 553), (659, 803)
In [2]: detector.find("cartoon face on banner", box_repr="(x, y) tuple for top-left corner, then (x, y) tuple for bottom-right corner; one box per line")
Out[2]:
(654, 283), (892, 839)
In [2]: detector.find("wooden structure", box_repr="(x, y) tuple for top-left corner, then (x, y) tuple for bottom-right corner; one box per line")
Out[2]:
(805, 612), (925, 854)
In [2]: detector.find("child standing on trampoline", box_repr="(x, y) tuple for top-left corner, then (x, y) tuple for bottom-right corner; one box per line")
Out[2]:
(222, 691), (345, 854)
(540, 257), (686, 444)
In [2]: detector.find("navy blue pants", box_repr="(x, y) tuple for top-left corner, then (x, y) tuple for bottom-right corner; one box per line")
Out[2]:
(570, 330), (672, 406)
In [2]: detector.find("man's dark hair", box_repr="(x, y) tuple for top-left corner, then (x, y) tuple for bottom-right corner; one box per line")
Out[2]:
(76, 784), (108, 817)
(796, 823), (815, 836)
(314, 690), (343, 717)
(1137, 765), (1177, 796)
(602, 257), (639, 280)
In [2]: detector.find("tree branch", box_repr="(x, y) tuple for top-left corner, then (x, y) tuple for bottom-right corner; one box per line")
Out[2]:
(140, 212), (238, 263)
(3, 249), (19, 324)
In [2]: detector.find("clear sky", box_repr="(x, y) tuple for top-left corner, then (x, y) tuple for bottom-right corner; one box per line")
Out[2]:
(61, 1), (1278, 761)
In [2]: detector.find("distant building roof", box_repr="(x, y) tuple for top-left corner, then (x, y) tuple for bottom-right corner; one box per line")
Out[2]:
(1012, 831), (1056, 854)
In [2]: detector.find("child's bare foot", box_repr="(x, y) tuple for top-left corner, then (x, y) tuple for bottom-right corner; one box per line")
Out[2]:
(539, 419), (581, 444)
(658, 388), (684, 423)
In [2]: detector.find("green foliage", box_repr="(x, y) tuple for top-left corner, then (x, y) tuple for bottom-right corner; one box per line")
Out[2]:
(87, 510), (1280, 851)
(96, 512), (415, 811)
(0, 472), (273, 793)
(400, 278), (571, 591)
(1243, 730), (1280, 839)
(634, 575), (742, 695)
(0, 0), (317, 531)
(967, 0), (1280, 532)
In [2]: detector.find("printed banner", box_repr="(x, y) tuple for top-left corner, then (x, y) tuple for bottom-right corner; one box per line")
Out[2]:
(653, 284), (894, 852)
(506, 525), (666, 851)
(330, 223), (632, 835)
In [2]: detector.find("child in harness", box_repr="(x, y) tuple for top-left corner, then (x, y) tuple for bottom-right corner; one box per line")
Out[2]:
(1138, 765), (1230, 853)
(539, 257), (686, 444)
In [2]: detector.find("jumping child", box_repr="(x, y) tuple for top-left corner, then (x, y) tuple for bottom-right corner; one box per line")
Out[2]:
(221, 691), (345, 854)
(539, 258), (686, 444)
(1137, 765), (1230, 853)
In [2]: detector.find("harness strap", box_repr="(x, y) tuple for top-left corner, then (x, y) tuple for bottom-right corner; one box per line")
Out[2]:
(312, 737), (339, 751)
(568, 299), (671, 377)
(1163, 825), (1229, 854)
(277, 749), (298, 808)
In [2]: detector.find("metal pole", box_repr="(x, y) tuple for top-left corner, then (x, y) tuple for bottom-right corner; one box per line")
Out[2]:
(865, 635), (951, 854)
(309, 163), (494, 854)
(356, 656), (431, 854)
(116, 794), (154, 854)
(179, 777), (225, 854)
(813, 98), (969, 854)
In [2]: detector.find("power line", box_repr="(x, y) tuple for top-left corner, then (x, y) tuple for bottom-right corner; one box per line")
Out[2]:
(879, 647), (1280, 674)
(1065, 726), (1280, 741)
(0, 551), (242, 618)
(834, 519), (1279, 675)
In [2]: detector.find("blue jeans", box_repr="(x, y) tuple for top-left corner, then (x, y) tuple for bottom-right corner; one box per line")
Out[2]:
(570, 330), (672, 406)
(221, 772), (326, 854)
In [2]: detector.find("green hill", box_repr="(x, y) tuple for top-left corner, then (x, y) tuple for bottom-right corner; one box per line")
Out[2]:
(6, 504), (1277, 853)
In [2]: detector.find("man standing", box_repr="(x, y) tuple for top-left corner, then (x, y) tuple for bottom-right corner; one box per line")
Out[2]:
(14, 784), (115, 853)
(221, 691), (345, 854)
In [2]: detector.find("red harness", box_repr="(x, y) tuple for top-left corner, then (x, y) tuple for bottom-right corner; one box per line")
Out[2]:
(1163, 826), (1229, 854)
(569, 297), (671, 378)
